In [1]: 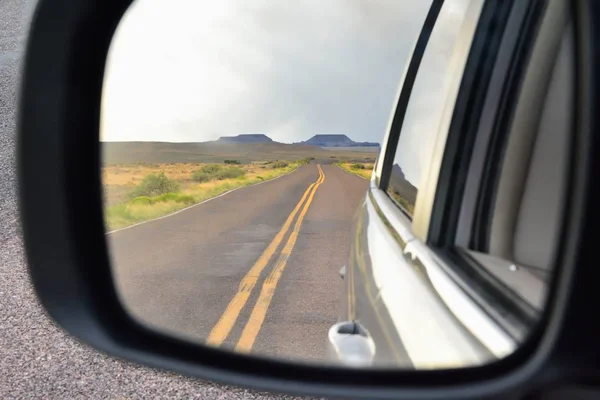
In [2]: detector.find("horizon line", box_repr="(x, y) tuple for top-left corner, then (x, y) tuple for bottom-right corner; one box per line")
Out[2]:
(100, 134), (380, 145)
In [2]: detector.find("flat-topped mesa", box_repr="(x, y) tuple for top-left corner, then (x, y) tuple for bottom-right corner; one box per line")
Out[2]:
(301, 134), (379, 147)
(217, 134), (274, 144)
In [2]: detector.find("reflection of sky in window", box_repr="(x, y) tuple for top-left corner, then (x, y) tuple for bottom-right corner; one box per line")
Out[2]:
(101, 0), (432, 143)
(393, 0), (472, 187)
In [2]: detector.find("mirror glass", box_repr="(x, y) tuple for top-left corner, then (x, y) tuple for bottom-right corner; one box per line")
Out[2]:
(102, 0), (561, 369)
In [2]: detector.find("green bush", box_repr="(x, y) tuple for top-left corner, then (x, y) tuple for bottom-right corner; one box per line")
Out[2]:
(192, 164), (247, 182)
(192, 170), (212, 183)
(129, 173), (180, 197)
(154, 193), (178, 202)
(200, 164), (223, 174)
(351, 163), (364, 170)
(154, 193), (195, 204)
(271, 161), (289, 169)
(224, 159), (241, 165)
(177, 195), (196, 204)
(129, 193), (195, 206)
(215, 167), (246, 180)
(129, 196), (154, 205)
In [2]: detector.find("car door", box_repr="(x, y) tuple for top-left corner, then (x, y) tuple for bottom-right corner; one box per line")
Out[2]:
(331, 0), (572, 369)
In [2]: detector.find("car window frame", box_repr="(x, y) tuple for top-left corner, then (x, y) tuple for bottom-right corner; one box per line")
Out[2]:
(426, 0), (555, 336)
(377, 0), (489, 239)
(369, 0), (542, 345)
(376, 0), (444, 192)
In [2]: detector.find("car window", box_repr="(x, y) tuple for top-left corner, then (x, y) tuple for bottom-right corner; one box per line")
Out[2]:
(385, 0), (476, 217)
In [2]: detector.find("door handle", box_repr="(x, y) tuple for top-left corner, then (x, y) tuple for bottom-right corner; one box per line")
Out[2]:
(327, 321), (375, 367)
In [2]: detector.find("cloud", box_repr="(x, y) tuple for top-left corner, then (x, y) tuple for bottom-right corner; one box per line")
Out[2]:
(101, 0), (431, 143)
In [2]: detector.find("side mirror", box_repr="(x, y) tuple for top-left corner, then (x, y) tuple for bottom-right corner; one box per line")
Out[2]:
(17, 0), (600, 398)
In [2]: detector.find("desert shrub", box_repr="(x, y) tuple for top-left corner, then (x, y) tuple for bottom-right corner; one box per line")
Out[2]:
(214, 167), (246, 180)
(192, 164), (244, 182)
(192, 170), (212, 183)
(154, 193), (179, 202)
(351, 163), (364, 170)
(200, 164), (223, 174)
(129, 196), (154, 205)
(256, 176), (264, 181)
(299, 157), (314, 165)
(271, 161), (289, 169)
(224, 159), (241, 165)
(154, 193), (195, 204)
(175, 195), (195, 204)
(129, 173), (180, 197)
(130, 193), (195, 206)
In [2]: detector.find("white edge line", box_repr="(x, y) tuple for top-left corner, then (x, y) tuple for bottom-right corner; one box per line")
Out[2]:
(335, 164), (370, 180)
(106, 166), (303, 235)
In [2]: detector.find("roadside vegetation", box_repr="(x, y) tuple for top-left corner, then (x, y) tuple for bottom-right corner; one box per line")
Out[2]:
(103, 160), (306, 230)
(335, 162), (375, 180)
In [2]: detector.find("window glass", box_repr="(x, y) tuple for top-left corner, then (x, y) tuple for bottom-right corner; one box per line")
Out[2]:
(386, 0), (478, 216)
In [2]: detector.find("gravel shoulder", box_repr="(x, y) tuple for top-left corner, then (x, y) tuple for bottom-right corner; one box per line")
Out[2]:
(0, 1), (317, 398)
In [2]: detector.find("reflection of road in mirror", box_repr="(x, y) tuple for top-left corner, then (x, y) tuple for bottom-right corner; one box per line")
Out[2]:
(107, 160), (369, 363)
(100, 0), (545, 371)
(100, 0), (423, 367)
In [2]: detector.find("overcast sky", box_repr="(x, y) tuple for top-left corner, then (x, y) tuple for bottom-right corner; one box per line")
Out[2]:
(100, 0), (432, 144)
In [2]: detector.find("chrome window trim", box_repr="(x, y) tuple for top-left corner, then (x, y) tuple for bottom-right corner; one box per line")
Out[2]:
(368, 186), (516, 363)
(365, 193), (488, 368)
(370, 185), (415, 247)
(410, 241), (517, 358)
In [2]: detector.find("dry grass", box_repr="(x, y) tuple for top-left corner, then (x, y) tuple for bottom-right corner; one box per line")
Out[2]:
(103, 161), (301, 230)
(103, 163), (286, 204)
(335, 162), (374, 180)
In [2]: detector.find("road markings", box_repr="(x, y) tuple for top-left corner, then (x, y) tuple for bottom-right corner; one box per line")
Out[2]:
(206, 165), (324, 347)
(235, 165), (325, 352)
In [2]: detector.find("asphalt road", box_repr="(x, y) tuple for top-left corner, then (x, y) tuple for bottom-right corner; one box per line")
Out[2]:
(108, 164), (369, 363)
(0, 1), (355, 398)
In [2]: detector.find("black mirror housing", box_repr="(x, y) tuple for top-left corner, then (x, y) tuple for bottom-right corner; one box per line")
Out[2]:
(17, 0), (600, 398)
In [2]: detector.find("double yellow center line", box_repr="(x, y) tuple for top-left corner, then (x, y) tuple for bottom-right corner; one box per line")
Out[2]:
(206, 165), (325, 351)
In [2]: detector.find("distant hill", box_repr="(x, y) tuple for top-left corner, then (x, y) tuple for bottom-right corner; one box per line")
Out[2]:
(389, 164), (417, 206)
(299, 134), (379, 148)
(101, 141), (378, 165)
(217, 134), (274, 144)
